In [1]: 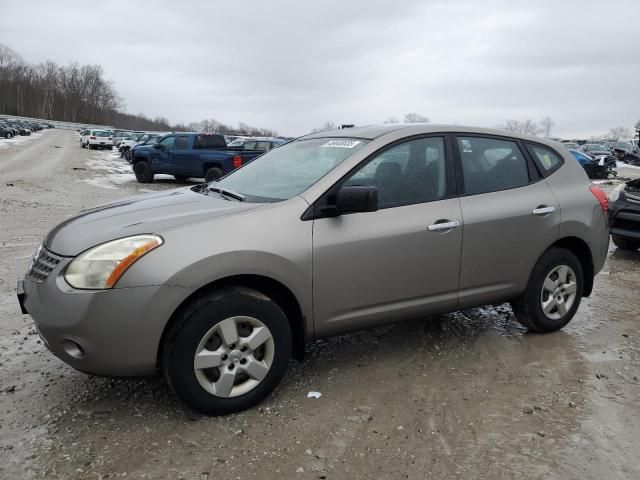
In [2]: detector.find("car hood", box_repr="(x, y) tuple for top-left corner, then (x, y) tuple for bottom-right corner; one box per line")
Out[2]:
(45, 187), (261, 256)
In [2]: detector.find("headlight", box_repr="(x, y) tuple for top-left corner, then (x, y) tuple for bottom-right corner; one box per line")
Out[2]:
(608, 183), (626, 202)
(64, 235), (163, 289)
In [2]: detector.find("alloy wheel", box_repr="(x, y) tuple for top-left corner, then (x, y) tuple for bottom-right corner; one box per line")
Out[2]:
(193, 316), (274, 398)
(540, 265), (578, 320)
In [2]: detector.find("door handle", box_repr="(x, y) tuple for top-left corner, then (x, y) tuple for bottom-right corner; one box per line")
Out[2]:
(427, 220), (460, 232)
(532, 206), (556, 216)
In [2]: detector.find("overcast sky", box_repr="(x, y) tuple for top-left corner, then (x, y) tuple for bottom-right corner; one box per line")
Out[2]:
(1, 0), (639, 137)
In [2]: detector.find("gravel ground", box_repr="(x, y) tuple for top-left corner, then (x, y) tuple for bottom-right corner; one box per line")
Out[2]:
(1, 130), (639, 479)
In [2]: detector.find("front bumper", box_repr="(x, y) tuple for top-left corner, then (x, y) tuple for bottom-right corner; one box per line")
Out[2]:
(608, 195), (640, 240)
(19, 257), (193, 377)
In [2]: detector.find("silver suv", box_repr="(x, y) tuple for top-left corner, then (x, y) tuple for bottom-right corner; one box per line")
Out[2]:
(18, 125), (610, 414)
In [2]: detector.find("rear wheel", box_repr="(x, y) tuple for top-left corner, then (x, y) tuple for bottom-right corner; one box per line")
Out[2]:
(6, 132), (13, 139)
(612, 235), (640, 251)
(133, 161), (154, 183)
(162, 287), (292, 415)
(204, 167), (223, 182)
(511, 247), (583, 333)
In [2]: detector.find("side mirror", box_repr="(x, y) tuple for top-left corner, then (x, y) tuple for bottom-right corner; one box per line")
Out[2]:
(330, 186), (378, 215)
(153, 143), (163, 150)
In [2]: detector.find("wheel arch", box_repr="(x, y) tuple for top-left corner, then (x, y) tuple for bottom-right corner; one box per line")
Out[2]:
(157, 274), (307, 370)
(202, 161), (223, 176)
(548, 236), (594, 297)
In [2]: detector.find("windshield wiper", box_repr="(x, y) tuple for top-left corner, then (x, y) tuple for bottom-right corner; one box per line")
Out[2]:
(208, 185), (245, 202)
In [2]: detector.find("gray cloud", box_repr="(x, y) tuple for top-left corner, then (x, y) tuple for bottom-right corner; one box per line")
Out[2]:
(1, 0), (639, 136)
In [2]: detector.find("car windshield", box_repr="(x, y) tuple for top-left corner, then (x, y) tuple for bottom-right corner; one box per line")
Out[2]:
(216, 137), (369, 202)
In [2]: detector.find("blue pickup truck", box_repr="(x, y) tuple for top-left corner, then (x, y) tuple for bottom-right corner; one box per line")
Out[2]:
(131, 133), (264, 183)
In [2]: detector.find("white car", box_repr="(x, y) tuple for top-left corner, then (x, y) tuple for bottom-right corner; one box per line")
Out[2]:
(80, 129), (113, 150)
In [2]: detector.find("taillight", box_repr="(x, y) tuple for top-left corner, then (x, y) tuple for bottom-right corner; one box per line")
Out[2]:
(589, 185), (608, 212)
(90, 136), (96, 140)
(233, 155), (242, 169)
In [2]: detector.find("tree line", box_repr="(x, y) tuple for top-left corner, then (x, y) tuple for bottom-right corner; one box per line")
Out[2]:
(0, 43), (277, 135)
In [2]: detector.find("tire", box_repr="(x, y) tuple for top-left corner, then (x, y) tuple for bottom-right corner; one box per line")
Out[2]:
(204, 167), (223, 182)
(511, 247), (584, 333)
(174, 175), (188, 182)
(612, 235), (640, 251)
(124, 148), (131, 160)
(5, 132), (12, 139)
(162, 287), (292, 415)
(133, 161), (154, 183)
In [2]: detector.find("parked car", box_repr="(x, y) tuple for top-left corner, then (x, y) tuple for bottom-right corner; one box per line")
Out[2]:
(608, 179), (640, 250)
(130, 133), (264, 183)
(569, 149), (617, 179)
(579, 144), (611, 157)
(0, 122), (16, 138)
(120, 133), (162, 161)
(7, 121), (31, 136)
(127, 135), (163, 163)
(112, 130), (134, 147)
(80, 129), (113, 149)
(236, 138), (286, 151)
(17, 125), (610, 415)
(562, 142), (579, 150)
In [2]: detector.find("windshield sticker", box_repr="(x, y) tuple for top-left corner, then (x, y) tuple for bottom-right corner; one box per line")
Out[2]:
(321, 140), (362, 148)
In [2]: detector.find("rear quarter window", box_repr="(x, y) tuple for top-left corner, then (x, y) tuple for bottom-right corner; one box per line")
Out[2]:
(193, 134), (226, 149)
(526, 144), (564, 175)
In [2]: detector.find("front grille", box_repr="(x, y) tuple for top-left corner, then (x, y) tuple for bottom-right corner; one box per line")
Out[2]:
(27, 246), (61, 283)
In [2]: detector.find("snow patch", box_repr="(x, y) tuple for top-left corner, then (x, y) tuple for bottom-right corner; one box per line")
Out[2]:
(80, 149), (137, 189)
(616, 161), (640, 170)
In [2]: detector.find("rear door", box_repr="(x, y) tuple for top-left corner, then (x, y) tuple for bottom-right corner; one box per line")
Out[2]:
(453, 134), (560, 307)
(312, 135), (462, 336)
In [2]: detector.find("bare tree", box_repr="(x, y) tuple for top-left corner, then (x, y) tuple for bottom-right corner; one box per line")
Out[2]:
(607, 126), (633, 140)
(498, 119), (540, 136)
(383, 116), (399, 124)
(404, 113), (429, 123)
(539, 116), (555, 137)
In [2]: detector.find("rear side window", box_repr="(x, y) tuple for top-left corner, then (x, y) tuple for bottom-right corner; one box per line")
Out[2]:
(175, 136), (190, 149)
(193, 134), (226, 149)
(457, 136), (529, 195)
(526, 144), (563, 174)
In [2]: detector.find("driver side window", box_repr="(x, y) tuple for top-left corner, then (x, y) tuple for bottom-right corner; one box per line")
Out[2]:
(343, 137), (447, 208)
(159, 136), (176, 150)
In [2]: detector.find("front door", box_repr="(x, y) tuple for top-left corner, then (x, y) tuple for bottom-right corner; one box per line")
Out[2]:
(312, 136), (462, 337)
(153, 135), (175, 172)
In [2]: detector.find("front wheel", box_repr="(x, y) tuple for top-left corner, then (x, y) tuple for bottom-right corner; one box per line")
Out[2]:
(133, 161), (154, 183)
(162, 287), (292, 415)
(5, 132), (13, 139)
(511, 247), (583, 333)
(612, 235), (640, 251)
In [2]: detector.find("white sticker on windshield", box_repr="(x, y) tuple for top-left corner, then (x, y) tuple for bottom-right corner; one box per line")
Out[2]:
(321, 140), (362, 148)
